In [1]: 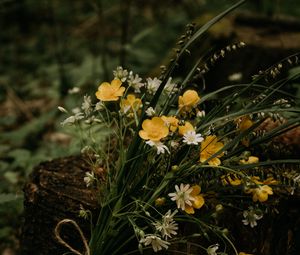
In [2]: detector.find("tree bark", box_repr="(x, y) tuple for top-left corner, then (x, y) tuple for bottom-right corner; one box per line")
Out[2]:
(21, 156), (98, 255)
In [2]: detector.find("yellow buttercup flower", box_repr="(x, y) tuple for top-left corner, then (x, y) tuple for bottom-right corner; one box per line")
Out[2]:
(200, 135), (224, 166)
(178, 121), (194, 136)
(95, 79), (125, 101)
(139, 117), (169, 141)
(240, 156), (259, 164)
(263, 177), (278, 185)
(185, 185), (205, 214)
(178, 90), (200, 113)
(120, 94), (142, 116)
(161, 116), (179, 132)
(221, 174), (242, 186)
(250, 176), (263, 185)
(250, 176), (278, 185)
(237, 116), (253, 131)
(246, 185), (273, 202)
(236, 116), (253, 147)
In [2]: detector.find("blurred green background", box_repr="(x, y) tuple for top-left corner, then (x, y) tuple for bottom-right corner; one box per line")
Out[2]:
(0, 0), (300, 253)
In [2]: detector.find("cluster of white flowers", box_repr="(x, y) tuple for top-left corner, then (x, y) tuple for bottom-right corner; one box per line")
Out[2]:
(128, 71), (144, 93)
(153, 210), (178, 239)
(139, 210), (178, 252)
(146, 77), (162, 94)
(59, 93), (106, 126)
(168, 183), (194, 210)
(113, 66), (128, 82)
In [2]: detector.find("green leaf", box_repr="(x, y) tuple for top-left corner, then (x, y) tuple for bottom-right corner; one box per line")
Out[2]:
(3, 171), (19, 184)
(0, 110), (56, 146)
(0, 193), (21, 204)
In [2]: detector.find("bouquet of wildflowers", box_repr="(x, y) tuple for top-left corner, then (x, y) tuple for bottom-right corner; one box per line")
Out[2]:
(58, 1), (300, 254)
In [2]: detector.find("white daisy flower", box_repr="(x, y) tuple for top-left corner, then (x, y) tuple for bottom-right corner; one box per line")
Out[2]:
(128, 71), (144, 93)
(113, 66), (128, 82)
(183, 131), (204, 145)
(83, 171), (96, 187)
(145, 107), (156, 117)
(168, 184), (194, 210)
(146, 140), (170, 155)
(242, 208), (263, 228)
(146, 77), (162, 94)
(153, 210), (178, 239)
(140, 234), (170, 252)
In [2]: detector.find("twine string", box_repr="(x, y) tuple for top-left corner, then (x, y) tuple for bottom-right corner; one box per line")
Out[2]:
(54, 219), (90, 255)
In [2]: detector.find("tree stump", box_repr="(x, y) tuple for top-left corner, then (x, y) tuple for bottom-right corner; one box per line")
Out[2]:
(21, 156), (98, 255)
(20, 155), (300, 255)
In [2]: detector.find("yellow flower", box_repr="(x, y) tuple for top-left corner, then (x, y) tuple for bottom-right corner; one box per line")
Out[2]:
(184, 185), (205, 214)
(221, 174), (242, 186)
(178, 121), (194, 136)
(120, 94), (142, 116)
(161, 116), (179, 132)
(237, 116), (253, 131)
(250, 176), (263, 185)
(139, 117), (169, 141)
(95, 79), (125, 101)
(240, 156), (259, 164)
(246, 185), (273, 202)
(239, 252), (253, 255)
(200, 135), (224, 166)
(236, 116), (253, 147)
(178, 90), (200, 113)
(263, 177), (278, 185)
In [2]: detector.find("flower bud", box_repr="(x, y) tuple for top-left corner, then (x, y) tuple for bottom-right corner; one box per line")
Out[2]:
(171, 165), (179, 172)
(155, 197), (166, 206)
(215, 204), (223, 213)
